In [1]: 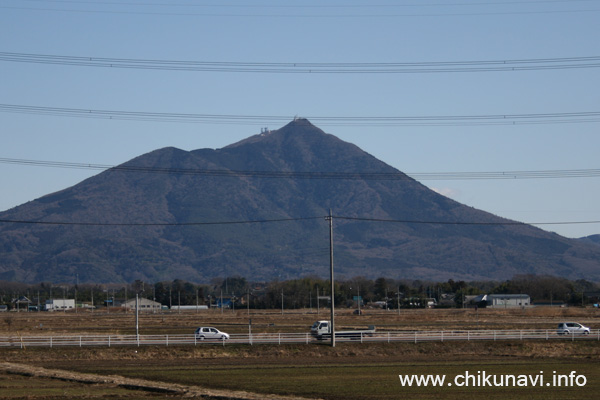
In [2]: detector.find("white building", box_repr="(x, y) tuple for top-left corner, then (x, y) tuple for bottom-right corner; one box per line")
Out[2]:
(473, 294), (531, 308)
(45, 299), (75, 311)
(121, 297), (162, 312)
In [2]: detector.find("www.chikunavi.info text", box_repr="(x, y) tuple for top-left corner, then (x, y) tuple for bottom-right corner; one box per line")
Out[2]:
(399, 370), (587, 387)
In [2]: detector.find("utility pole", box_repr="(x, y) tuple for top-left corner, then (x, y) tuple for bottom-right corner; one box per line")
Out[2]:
(316, 286), (319, 315)
(327, 209), (335, 347)
(135, 294), (139, 340)
(385, 288), (389, 311)
(75, 274), (79, 314)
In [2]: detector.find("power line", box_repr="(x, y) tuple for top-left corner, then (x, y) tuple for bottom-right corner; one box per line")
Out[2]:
(408, 169), (600, 180)
(0, 216), (323, 227)
(4, 1), (600, 17)
(0, 215), (597, 227)
(2, 51), (600, 73)
(16, 0), (600, 9)
(334, 215), (600, 226)
(1, 157), (600, 181)
(2, 104), (600, 126)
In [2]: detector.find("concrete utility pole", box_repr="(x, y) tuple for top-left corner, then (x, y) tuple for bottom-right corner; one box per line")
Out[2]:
(327, 209), (335, 347)
(135, 294), (139, 340)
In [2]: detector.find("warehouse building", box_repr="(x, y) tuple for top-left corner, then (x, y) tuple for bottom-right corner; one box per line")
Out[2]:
(45, 299), (75, 311)
(121, 297), (162, 312)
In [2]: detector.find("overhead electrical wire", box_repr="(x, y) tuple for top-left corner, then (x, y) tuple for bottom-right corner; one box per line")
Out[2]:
(2, 52), (600, 73)
(334, 216), (600, 226)
(4, 0), (600, 17)
(1, 157), (600, 181)
(0, 215), (597, 227)
(2, 157), (597, 226)
(0, 216), (324, 227)
(15, 0), (600, 8)
(406, 169), (600, 180)
(2, 3), (596, 234)
(2, 104), (600, 127)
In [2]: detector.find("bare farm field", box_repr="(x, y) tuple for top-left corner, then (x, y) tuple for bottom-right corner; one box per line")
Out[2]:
(2, 305), (599, 335)
(1, 307), (599, 399)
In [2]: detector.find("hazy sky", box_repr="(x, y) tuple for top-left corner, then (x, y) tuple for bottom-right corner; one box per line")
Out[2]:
(1, 1), (599, 238)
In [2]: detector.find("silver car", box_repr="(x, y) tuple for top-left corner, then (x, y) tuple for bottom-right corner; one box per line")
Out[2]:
(194, 327), (230, 340)
(557, 322), (590, 335)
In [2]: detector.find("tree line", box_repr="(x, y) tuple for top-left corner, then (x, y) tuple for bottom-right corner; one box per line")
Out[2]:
(1, 274), (599, 310)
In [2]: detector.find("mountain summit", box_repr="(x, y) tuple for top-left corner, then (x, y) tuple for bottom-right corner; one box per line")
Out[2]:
(1, 119), (599, 283)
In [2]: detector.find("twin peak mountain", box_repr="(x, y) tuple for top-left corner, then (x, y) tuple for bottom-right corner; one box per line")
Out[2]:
(1, 119), (599, 283)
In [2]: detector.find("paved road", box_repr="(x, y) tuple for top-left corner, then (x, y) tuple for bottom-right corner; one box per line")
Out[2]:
(1, 329), (598, 348)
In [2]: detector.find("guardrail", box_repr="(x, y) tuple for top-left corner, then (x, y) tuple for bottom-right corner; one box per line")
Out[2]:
(0, 329), (598, 349)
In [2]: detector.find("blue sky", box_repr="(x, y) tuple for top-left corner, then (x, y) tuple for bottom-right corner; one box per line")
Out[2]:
(1, 0), (599, 238)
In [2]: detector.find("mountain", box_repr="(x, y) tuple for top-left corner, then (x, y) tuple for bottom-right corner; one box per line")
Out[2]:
(579, 234), (600, 246)
(1, 119), (599, 284)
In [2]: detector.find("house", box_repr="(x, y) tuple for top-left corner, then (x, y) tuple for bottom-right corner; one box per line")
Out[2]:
(121, 297), (162, 312)
(214, 297), (234, 309)
(103, 298), (121, 307)
(472, 294), (531, 308)
(437, 293), (456, 308)
(426, 298), (437, 308)
(45, 299), (75, 311)
(12, 296), (32, 311)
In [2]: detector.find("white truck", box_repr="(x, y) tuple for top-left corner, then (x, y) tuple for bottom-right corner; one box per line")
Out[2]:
(310, 320), (375, 340)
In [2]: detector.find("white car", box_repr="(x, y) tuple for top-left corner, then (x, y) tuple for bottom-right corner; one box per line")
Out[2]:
(557, 322), (590, 335)
(194, 327), (230, 340)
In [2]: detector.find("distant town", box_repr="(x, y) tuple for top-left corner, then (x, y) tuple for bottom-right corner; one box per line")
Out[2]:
(2, 274), (599, 313)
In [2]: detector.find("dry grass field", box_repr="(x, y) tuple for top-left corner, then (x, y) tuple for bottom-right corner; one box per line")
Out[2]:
(1, 307), (599, 399)
(2, 305), (598, 335)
